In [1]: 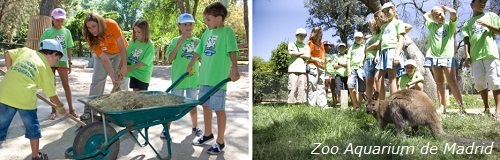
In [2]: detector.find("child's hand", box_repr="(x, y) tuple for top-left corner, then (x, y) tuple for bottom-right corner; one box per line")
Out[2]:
(229, 68), (240, 82)
(375, 57), (379, 64)
(58, 107), (67, 115)
(464, 56), (471, 68)
(393, 56), (400, 65)
(476, 20), (487, 26)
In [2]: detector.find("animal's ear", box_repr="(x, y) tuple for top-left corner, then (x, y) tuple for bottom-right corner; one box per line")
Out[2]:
(362, 93), (368, 101)
(372, 91), (379, 100)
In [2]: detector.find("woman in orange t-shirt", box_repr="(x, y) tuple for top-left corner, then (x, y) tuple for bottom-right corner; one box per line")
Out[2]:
(306, 26), (328, 108)
(81, 13), (129, 120)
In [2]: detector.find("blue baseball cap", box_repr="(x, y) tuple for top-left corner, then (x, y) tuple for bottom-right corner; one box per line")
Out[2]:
(178, 13), (195, 23)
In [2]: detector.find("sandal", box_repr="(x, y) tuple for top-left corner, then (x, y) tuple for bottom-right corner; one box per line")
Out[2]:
(69, 109), (79, 117)
(32, 152), (48, 160)
(494, 114), (500, 122)
(49, 112), (57, 120)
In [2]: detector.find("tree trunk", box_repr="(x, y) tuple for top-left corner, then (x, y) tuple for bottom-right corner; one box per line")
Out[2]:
(244, 0), (249, 43)
(39, 0), (55, 16)
(177, 0), (186, 14)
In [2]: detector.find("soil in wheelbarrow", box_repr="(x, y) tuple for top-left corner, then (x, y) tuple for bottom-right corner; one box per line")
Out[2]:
(88, 91), (184, 111)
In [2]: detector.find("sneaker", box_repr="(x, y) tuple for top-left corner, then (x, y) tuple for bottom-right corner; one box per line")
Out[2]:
(192, 134), (214, 146)
(160, 130), (167, 139)
(437, 105), (446, 114)
(207, 142), (225, 155)
(192, 127), (203, 137)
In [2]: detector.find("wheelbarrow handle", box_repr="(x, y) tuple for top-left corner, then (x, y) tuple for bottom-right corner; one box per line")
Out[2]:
(198, 78), (231, 104)
(165, 72), (189, 93)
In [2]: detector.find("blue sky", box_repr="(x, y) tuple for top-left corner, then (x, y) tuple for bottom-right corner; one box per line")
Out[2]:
(253, 0), (477, 61)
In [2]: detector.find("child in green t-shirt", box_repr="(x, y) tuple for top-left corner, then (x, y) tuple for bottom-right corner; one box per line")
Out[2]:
(163, 13), (203, 139)
(423, 5), (465, 114)
(333, 43), (349, 106)
(125, 19), (155, 91)
(40, 8), (77, 120)
(0, 39), (68, 160)
(462, 0), (500, 120)
(186, 2), (240, 154)
(376, 2), (407, 101)
(398, 60), (424, 91)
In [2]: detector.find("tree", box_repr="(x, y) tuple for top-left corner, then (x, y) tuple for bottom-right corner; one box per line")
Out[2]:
(243, 0), (248, 43)
(0, 0), (39, 43)
(101, 0), (143, 31)
(305, 0), (371, 43)
(226, 0), (246, 43)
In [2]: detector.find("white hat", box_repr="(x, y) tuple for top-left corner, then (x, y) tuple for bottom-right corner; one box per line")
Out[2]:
(404, 59), (417, 67)
(338, 43), (346, 48)
(178, 13), (195, 23)
(381, 2), (395, 10)
(39, 39), (68, 61)
(296, 28), (307, 35)
(354, 32), (363, 38)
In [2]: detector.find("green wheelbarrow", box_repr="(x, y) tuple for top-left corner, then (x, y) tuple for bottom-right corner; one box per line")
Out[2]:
(65, 72), (231, 159)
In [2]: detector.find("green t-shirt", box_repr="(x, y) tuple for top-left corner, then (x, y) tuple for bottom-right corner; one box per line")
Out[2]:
(380, 19), (406, 51)
(194, 26), (239, 90)
(0, 48), (56, 110)
(347, 43), (365, 69)
(125, 40), (155, 83)
(40, 27), (74, 68)
(166, 36), (201, 89)
(398, 71), (424, 90)
(334, 53), (348, 77)
(425, 19), (457, 58)
(462, 12), (500, 61)
(325, 53), (337, 75)
(365, 34), (380, 59)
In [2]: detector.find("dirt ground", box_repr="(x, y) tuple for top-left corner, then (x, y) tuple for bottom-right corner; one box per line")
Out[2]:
(0, 63), (250, 160)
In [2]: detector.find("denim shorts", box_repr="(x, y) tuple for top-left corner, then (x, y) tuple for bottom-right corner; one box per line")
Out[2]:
(0, 103), (41, 141)
(199, 85), (226, 111)
(364, 58), (376, 78)
(171, 88), (198, 100)
(376, 48), (405, 71)
(347, 69), (366, 92)
(423, 57), (457, 68)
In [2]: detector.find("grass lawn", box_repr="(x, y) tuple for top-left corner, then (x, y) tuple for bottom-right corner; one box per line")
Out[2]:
(253, 95), (500, 160)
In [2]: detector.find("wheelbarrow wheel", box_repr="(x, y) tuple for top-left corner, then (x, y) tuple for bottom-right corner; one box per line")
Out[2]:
(73, 122), (120, 159)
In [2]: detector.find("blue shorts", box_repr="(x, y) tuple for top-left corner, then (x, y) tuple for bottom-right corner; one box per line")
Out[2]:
(347, 69), (366, 92)
(364, 58), (376, 78)
(171, 88), (198, 100)
(199, 85), (226, 111)
(0, 103), (41, 141)
(423, 57), (458, 68)
(376, 48), (405, 71)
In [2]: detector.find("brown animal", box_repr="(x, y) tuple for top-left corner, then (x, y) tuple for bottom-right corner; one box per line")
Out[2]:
(364, 89), (446, 137)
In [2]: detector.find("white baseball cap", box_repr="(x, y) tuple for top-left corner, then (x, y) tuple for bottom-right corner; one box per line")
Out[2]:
(296, 28), (307, 35)
(404, 59), (417, 67)
(381, 2), (395, 10)
(39, 39), (68, 61)
(338, 43), (346, 48)
(178, 13), (195, 23)
(354, 32), (363, 38)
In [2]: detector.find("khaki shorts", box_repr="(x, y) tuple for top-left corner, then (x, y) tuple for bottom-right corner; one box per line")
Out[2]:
(471, 59), (500, 91)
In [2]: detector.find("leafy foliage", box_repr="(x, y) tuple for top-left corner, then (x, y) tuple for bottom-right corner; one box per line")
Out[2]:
(305, 0), (371, 43)
(0, 0), (39, 43)
(269, 42), (290, 74)
(253, 42), (290, 102)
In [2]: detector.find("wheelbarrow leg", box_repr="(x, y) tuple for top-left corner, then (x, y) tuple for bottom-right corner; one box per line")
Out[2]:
(162, 123), (172, 160)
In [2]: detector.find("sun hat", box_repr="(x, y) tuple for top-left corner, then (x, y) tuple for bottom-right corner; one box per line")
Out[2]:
(381, 2), (395, 10)
(39, 39), (68, 61)
(354, 32), (363, 38)
(404, 59), (417, 67)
